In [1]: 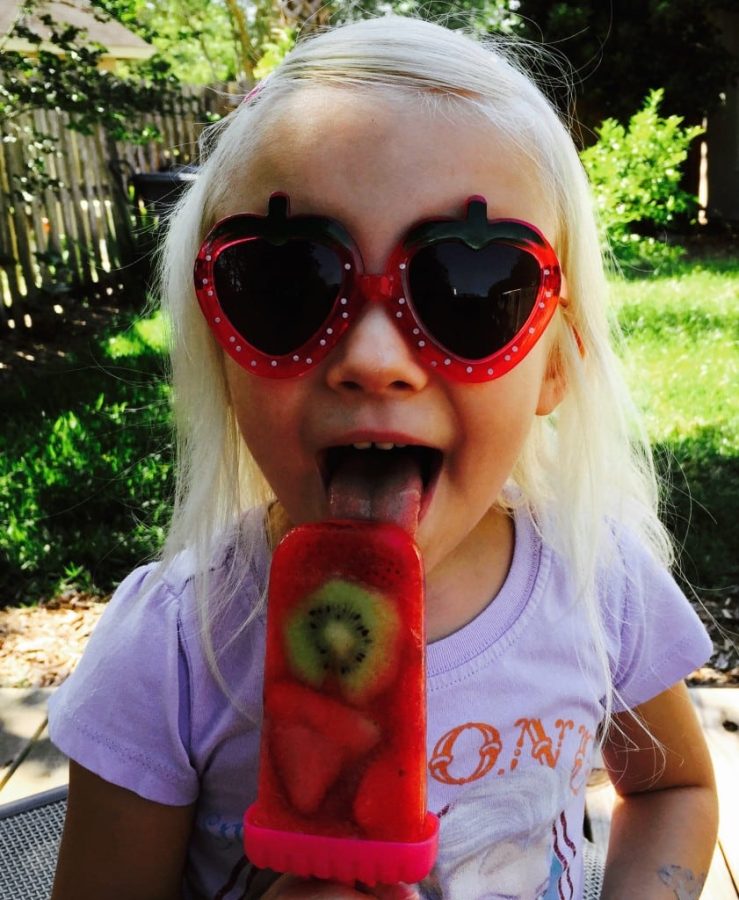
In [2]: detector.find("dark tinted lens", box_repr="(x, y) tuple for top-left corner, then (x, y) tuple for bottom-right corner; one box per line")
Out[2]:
(408, 241), (540, 359)
(213, 238), (343, 356)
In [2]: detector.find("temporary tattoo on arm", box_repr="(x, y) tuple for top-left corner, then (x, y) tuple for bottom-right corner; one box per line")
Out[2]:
(658, 864), (707, 899)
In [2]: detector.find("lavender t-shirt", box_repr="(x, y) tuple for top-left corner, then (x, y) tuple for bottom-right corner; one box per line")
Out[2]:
(48, 507), (712, 899)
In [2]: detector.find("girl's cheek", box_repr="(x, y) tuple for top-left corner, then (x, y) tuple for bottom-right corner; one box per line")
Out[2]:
(225, 362), (296, 435)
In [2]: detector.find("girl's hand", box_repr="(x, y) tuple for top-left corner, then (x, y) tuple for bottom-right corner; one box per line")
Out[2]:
(261, 874), (420, 899)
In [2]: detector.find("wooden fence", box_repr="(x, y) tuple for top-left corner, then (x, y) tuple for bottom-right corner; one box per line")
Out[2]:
(0, 84), (240, 329)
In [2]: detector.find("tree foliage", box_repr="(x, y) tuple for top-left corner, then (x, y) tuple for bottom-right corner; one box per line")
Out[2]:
(513, 0), (739, 128)
(95, 0), (243, 81)
(342, 0), (520, 35)
(85, 0), (523, 83)
(338, 0), (738, 128)
(59, 0), (738, 124)
(1, 2), (181, 140)
(91, 0), (294, 82)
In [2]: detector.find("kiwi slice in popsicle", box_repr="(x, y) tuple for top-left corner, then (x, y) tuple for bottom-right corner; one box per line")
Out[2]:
(284, 578), (401, 703)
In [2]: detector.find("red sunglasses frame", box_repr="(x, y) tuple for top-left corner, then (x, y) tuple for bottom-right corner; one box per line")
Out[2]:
(194, 193), (561, 382)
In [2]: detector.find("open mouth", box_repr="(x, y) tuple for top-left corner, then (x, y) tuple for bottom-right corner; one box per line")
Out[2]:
(320, 444), (443, 533)
(322, 444), (443, 492)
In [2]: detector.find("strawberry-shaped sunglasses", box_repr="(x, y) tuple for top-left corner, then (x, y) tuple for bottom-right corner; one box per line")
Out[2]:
(194, 193), (561, 382)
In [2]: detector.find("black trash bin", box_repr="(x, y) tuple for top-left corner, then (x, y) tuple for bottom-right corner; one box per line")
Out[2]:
(131, 164), (199, 220)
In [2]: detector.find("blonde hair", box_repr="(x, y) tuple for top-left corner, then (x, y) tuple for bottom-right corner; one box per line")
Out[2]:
(157, 15), (673, 723)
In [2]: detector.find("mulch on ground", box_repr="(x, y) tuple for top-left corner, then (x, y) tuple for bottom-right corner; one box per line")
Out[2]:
(0, 592), (106, 688)
(1, 588), (736, 689)
(691, 587), (739, 685)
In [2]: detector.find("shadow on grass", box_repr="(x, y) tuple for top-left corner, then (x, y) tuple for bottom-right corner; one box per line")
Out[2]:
(660, 435), (739, 674)
(655, 431), (738, 614)
(610, 238), (739, 282)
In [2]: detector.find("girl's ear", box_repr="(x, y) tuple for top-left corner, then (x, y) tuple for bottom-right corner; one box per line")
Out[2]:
(537, 279), (576, 416)
(536, 339), (568, 416)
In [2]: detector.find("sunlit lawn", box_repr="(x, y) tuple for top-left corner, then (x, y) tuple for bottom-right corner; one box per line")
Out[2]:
(614, 262), (737, 449)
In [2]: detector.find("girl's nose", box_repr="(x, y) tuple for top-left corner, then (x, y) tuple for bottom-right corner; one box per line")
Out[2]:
(324, 301), (429, 395)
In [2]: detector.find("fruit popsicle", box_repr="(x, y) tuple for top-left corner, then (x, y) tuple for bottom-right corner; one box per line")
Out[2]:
(243, 518), (439, 885)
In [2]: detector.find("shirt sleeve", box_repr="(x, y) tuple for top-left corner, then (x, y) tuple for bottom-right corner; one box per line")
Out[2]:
(47, 564), (198, 806)
(606, 531), (714, 712)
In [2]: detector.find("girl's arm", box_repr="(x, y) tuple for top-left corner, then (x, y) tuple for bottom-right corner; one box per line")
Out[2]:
(51, 760), (195, 900)
(600, 681), (718, 900)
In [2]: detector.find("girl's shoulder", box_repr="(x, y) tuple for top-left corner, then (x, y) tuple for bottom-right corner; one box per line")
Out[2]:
(528, 505), (712, 709)
(130, 504), (270, 612)
(156, 504), (271, 602)
(524, 501), (674, 606)
(54, 503), (272, 705)
(596, 518), (685, 610)
(592, 520), (712, 710)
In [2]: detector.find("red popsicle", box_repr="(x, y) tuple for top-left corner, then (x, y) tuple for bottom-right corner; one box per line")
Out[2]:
(243, 518), (438, 885)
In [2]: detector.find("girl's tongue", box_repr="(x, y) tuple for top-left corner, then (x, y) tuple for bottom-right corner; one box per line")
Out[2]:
(327, 449), (423, 535)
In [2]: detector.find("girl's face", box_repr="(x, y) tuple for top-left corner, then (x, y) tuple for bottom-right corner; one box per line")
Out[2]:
(218, 89), (566, 627)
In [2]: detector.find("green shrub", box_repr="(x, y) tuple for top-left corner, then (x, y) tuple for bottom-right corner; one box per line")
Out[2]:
(0, 315), (173, 601)
(580, 90), (703, 269)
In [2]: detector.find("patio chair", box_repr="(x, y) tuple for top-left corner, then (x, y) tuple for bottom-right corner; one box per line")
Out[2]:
(0, 784), (67, 899)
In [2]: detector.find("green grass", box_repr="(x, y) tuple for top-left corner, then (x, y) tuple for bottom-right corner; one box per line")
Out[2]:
(610, 257), (738, 593)
(105, 311), (169, 359)
(615, 263), (737, 447)
(1, 253), (736, 605)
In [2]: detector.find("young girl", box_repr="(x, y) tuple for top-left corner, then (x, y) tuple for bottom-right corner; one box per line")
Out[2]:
(48, 15), (717, 900)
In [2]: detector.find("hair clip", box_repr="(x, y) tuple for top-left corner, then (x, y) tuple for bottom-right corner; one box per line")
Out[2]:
(241, 75), (271, 106)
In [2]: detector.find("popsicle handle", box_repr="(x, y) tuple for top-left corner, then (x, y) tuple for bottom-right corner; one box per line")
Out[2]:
(243, 806), (439, 886)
